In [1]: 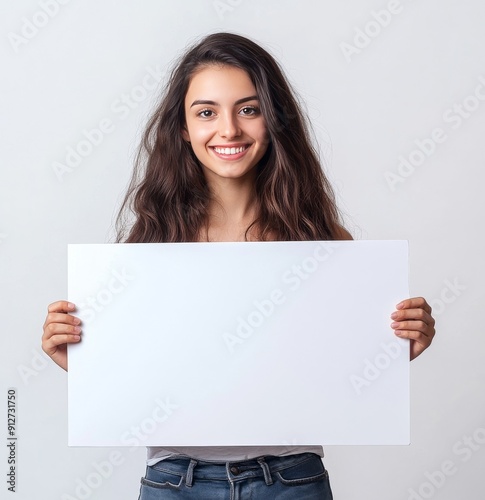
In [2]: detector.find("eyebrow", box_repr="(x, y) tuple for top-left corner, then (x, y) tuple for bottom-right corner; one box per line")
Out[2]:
(190, 95), (259, 108)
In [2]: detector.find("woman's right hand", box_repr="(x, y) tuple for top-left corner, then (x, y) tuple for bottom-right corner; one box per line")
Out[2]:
(42, 301), (82, 371)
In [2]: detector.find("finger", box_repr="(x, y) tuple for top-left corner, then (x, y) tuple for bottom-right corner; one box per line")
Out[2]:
(391, 318), (436, 342)
(391, 320), (429, 334)
(42, 333), (81, 354)
(391, 308), (435, 326)
(47, 301), (76, 314)
(396, 297), (432, 314)
(43, 312), (81, 329)
(394, 329), (432, 348)
(42, 322), (82, 341)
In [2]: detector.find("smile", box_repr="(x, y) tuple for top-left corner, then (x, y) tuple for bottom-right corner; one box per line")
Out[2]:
(211, 145), (249, 156)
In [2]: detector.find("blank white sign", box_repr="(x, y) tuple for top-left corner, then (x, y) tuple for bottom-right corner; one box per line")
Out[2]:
(68, 240), (409, 446)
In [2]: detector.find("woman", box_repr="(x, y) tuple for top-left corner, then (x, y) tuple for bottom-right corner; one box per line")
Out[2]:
(42, 32), (435, 499)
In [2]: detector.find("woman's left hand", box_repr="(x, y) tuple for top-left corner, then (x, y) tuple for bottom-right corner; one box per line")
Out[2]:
(391, 297), (436, 360)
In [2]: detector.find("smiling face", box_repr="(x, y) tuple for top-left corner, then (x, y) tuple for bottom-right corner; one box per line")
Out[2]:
(182, 64), (269, 187)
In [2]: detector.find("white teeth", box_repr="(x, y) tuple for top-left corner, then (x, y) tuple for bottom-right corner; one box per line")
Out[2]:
(213, 146), (247, 155)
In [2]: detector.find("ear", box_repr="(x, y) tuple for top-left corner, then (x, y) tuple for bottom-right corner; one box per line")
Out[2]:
(181, 126), (190, 143)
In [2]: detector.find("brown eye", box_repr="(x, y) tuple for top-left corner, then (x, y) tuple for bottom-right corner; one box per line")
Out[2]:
(198, 109), (214, 118)
(240, 106), (259, 116)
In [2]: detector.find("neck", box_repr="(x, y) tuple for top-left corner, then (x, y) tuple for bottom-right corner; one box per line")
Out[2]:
(203, 175), (259, 241)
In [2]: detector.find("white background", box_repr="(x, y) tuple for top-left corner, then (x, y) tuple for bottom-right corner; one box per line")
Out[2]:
(0, 1), (483, 499)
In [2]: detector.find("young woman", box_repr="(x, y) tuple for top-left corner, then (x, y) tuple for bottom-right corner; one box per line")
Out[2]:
(42, 32), (436, 499)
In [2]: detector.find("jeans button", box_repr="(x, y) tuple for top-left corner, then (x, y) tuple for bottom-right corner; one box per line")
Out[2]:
(230, 466), (239, 475)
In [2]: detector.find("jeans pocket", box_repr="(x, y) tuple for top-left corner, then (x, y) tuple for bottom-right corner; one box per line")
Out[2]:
(275, 455), (328, 486)
(140, 466), (184, 490)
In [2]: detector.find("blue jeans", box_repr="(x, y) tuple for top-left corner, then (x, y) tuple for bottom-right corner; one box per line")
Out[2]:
(138, 452), (333, 499)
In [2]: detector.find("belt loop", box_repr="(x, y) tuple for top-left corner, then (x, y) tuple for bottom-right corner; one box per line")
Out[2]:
(185, 459), (197, 487)
(257, 457), (273, 486)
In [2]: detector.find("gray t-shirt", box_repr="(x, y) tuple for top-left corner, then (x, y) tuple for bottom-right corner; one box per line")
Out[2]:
(146, 445), (324, 465)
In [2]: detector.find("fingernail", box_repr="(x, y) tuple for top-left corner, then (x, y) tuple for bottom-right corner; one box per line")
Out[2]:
(391, 322), (400, 328)
(390, 312), (398, 319)
(73, 326), (81, 333)
(396, 302), (404, 309)
(395, 331), (403, 336)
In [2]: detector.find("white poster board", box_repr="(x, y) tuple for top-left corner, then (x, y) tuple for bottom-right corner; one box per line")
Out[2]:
(68, 240), (409, 446)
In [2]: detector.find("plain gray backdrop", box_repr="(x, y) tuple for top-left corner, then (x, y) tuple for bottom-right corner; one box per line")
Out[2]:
(1, 1), (484, 499)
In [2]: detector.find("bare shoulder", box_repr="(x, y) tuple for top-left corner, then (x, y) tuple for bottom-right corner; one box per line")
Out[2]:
(334, 225), (353, 240)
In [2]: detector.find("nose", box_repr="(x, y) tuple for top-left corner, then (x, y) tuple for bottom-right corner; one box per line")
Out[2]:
(219, 112), (241, 139)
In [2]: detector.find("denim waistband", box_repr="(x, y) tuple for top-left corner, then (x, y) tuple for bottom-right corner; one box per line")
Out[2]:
(148, 452), (321, 487)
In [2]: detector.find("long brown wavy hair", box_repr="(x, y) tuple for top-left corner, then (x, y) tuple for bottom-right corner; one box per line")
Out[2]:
(115, 32), (343, 243)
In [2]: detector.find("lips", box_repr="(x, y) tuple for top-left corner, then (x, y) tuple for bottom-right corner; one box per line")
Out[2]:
(210, 144), (250, 159)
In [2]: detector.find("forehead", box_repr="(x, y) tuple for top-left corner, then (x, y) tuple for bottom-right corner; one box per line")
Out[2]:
(185, 64), (256, 102)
